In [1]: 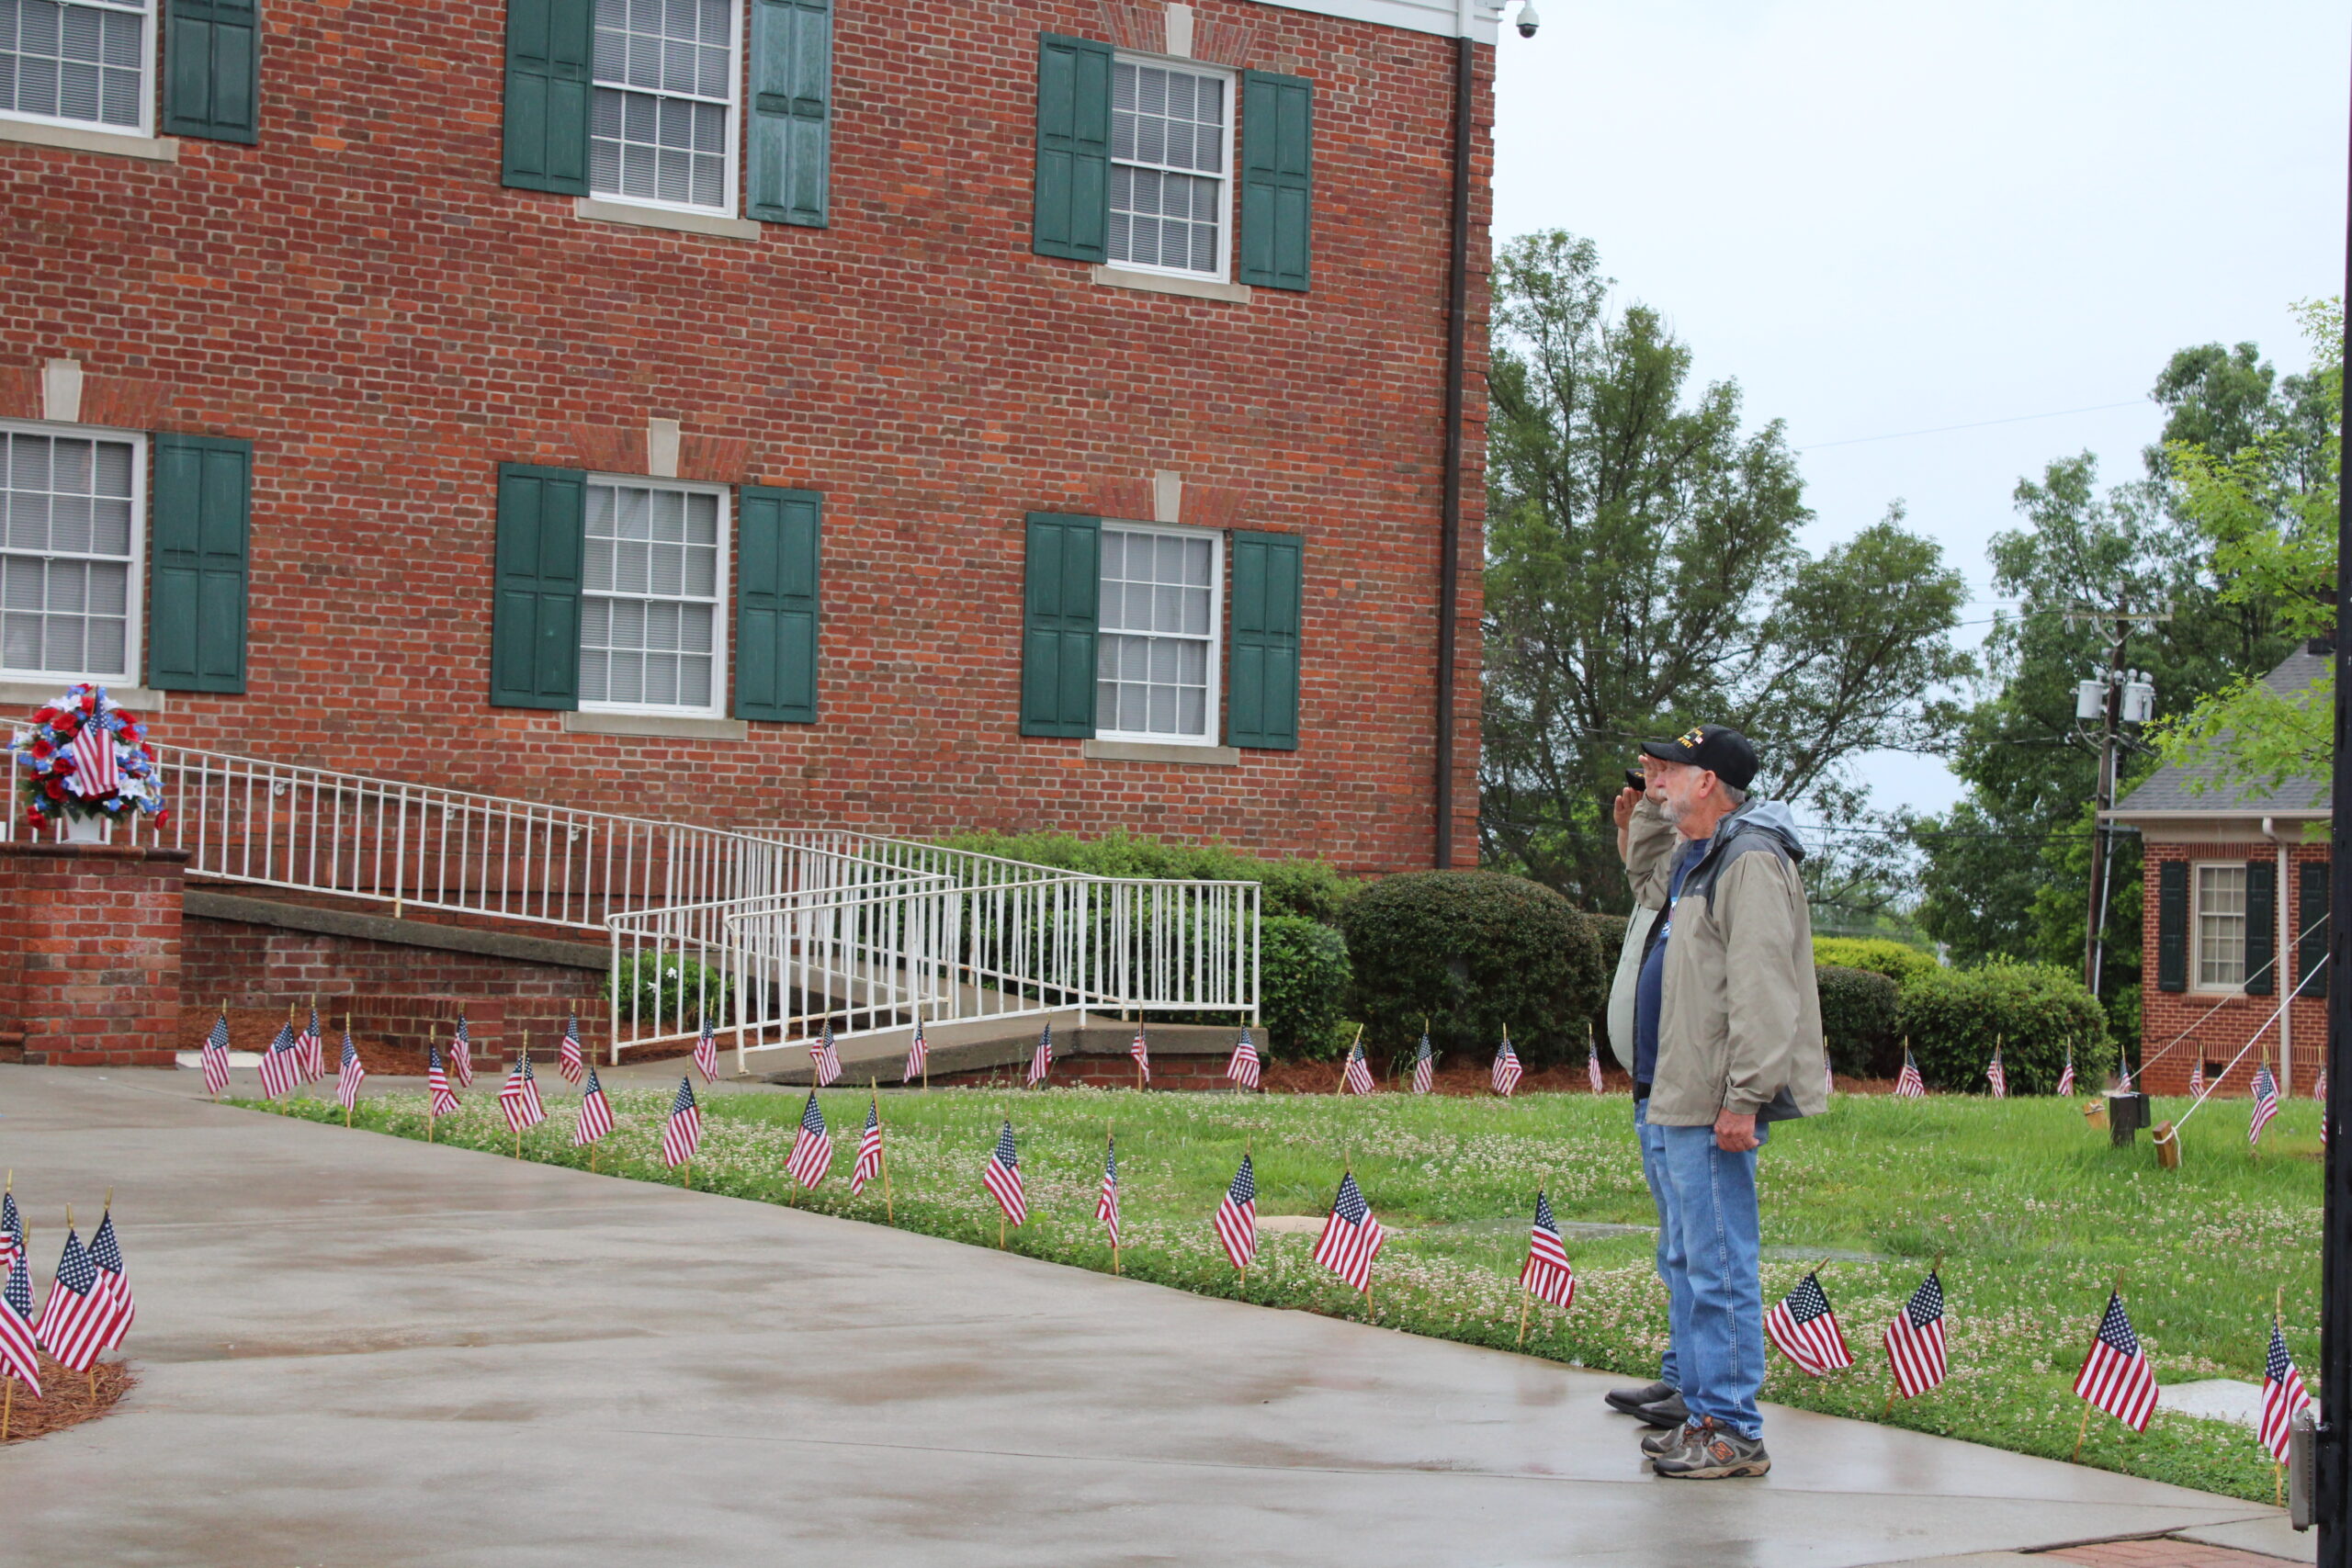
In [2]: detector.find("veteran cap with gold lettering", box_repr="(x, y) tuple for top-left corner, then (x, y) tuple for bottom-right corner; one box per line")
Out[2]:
(1637, 724), (1758, 792)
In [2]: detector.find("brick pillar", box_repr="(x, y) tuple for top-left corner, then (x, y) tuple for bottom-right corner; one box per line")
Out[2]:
(0, 843), (188, 1067)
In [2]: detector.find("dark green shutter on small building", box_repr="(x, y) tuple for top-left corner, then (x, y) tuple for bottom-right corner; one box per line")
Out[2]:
(148, 434), (251, 694)
(2301, 860), (2330, 999)
(1021, 513), (1099, 737)
(734, 486), (821, 723)
(1238, 71), (1312, 291)
(503, 0), (594, 195)
(1226, 530), (1302, 750)
(490, 464), (585, 709)
(2245, 858), (2277, 996)
(2155, 859), (2188, 993)
(1032, 34), (1112, 262)
(163, 0), (260, 143)
(747, 0), (831, 227)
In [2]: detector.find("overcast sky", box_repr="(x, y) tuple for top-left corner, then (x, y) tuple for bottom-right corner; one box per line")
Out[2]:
(1487, 0), (2347, 820)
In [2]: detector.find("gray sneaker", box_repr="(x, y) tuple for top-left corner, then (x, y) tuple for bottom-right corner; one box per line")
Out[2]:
(1604, 1380), (1678, 1416)
(1651, 1418), (1770, 1479)
(1632, 1391), (1688, 1431)
(1640, 1419), (1696, 1459)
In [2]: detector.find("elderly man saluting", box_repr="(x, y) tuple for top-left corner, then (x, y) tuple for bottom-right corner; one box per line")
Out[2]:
(1611, 724), (1826, 1479)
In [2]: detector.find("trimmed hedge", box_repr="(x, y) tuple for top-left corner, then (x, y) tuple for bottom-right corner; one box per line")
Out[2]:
(1261, 915), (1352, 1062)
(1816, 964), (1900, 1077)
(1897, 960), (2114, 1094)
(1812, 936), (1940, 987)
(934, 829), (1349, 921)
(1340, 871), (1604, 1069)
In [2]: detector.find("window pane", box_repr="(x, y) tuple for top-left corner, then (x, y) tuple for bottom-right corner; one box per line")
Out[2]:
(581, 481), (725, 714)
(1095, 526), (1216, 741)
(590, 0), (731, 213)
(0, 428), (137, 680)
(1107, 57), (1227, 276)
(1, 0), (142, 127)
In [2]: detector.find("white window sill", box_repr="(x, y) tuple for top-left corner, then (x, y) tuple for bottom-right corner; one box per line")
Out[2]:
(0, 118), (177, 162)
(1082, 739), (1239, 766)
(574, 197), (761, 242)
(1090, 265), (1252, 305)
(563, 710), (749, 740)
(0, 679), (165, 710)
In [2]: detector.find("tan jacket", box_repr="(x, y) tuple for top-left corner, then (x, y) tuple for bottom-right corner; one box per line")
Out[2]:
(1622, 797), (1826, 1127)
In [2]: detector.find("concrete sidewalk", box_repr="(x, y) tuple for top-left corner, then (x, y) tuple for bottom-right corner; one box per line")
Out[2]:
(0, 1066), (2286, 1567)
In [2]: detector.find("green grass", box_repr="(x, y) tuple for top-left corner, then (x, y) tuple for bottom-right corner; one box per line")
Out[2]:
(247, 1085), (2320, 1503)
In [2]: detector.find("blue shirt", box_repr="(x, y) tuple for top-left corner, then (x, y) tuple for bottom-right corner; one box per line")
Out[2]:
(1634, 835), (1709, 1086)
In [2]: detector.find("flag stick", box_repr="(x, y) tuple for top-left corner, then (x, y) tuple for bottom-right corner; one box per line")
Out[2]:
(590, 1145), (599, 1174)
(2, 1375), (11, 1441)
(874, 1078), (895, 1223)
(2071, 1396), (2095, 1462)
(999, 1213), (1006, 1250)
(1883, 1383), (1896, 1418)
(1363, 1280), (1374, 1321)
(683, 1158), (691, 1190)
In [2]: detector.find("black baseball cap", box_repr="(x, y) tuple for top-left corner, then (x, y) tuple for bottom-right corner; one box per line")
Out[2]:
(1638, 725), (1758, 792)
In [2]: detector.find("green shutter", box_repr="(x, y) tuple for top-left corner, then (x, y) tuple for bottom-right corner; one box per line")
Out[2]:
(1227, 530), (1302, 750)
(148, 434), (250, 693)
(746, 0), (830, 227)
(503, 0), (594, 194)
(2245, 858), (2277, 995)
(491, 465), (584, 709)
(163, 0), (259, 143)
(2155, 859), (2188, 993)
(1021, 512), (1098, 737)
(735, 486), (821, 723)
(1033, 34), (1112, 262)
(1238, 71), (1312, 291)
(2301, 860), (2330, 1000)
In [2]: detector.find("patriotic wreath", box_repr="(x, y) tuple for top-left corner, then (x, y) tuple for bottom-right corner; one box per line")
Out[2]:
(9, 683), (166, 831)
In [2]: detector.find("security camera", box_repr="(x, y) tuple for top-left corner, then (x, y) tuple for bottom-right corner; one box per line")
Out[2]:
(1515, 1), (1539, 37)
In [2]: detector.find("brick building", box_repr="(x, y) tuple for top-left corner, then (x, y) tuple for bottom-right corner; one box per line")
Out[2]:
(2108, 647), (2328, 1098)
(1, 0), (1507, 874)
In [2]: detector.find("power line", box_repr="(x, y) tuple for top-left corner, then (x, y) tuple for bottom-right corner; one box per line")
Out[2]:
(1795, 398), (2154, 452)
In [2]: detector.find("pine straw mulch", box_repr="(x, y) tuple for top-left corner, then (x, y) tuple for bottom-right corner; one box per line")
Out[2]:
(0, 1354), (135, 1445)
(1255, 1059), (1910, 1097)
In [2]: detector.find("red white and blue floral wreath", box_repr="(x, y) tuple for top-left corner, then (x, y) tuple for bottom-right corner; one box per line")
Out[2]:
(9, 683), (167, 832)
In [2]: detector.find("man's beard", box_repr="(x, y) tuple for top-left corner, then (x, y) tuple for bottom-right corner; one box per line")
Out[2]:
(1657, 793), (1688, 829)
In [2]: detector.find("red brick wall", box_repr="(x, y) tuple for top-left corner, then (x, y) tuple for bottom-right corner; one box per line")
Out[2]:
(2138, 839), (2326, 1098)
(0, 843), (187, 1066)
(2, 0), (1490, 874)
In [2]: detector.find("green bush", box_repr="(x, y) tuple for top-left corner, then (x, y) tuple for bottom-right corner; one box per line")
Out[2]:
(1897, 960), (2113, 1094)
(1340, 871), (1604, 1069)
(605, 953), (733, 1032)
(1816, 964), (1900, 1077)
(936, 829), (1349, 921)
(1261, 915), (1352, 1061)
(1812, 936), (1940, 987)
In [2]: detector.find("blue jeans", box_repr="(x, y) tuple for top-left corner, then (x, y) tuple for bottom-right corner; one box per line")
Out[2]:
(1633, 1096), (1685, 1392)
(1655, 1120), (1769, 1439)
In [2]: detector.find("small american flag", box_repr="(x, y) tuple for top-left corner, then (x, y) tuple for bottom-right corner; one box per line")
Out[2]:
(297, 1006), (323, 1083)
(2118, 1060), (2134, 1093)
(852, 1098), (884, 1194)
(1409, 1032), (1433, 1094)
(1767, 1271), (1854, 1375)
(660, 1077), (702, 1168)
(1883, 1269), (1949, 1397)
(2320, 1066), (2331, 1146)
(36, 1226), (107, 1373)
(1095, 1134), (1120, 1246)
(200, 1011), (232, 1096)
(335, 1030), (368, 1111)
(1824, 1055), (1836, 1099)
(0, 1192), (17, 1281)
(1214, 1155), (1258, 1269)
(448, 1013), (474, 1088)
(983, 1122), (1026, 1224)
(0, 1251), (39, 1397)
(499, 1053), (547, 1134)
(905, 1018), (929, 1083)
(88, 1211), (133, 1350)
(2251, 1064), (2280, 1145)
(2074, 1291), (2158, 1431)
(2188, 1059), (2206, 1099)
(1894, 1050), (1926, 1099)
(1130, 1028), (1150, 1086)
(1520, 1190), (1575, 1311)
(1491, 1031), (1522, 1097)
(426, 1043), (459, 1118)
(1227, 1029), (1261, 1090)
(1985, 1043), (2006, 1100)
(67, 719), (120, 798)
(811, 1021), (842, 1088)
(257, 1024), (301, 1100)
(786, 1093), (832, 1189)
(694, 1016), (719, 1083)
(573, 1067), (615, 1146)
(557, 1012), (584, 1085)
(2260, 1321), (2313, 1462)
(1028, 1023), (1053, 1088)
(2055, 1053), (2076, 1096)
(1592, 1038), (1608, 1095)
(1340, 1039), (1374, 1096)
(1311, 1172), (1385, 1291)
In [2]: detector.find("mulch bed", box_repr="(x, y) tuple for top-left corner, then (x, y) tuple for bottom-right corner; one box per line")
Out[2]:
(0, 1354), (135, 1445)
(1256, 1059), (1909, 1097)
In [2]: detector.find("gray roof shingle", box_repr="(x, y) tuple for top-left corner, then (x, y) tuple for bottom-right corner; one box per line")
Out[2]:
(2111, 647), (2332, 814)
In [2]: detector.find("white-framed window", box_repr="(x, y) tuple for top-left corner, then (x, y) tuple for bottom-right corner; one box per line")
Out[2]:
(579, 477), (728, 716)
(2194, 863), (2249, 990)
(1096, 522), (1220, 744)
(0, 0), (153, 135)
(1108, 56), (1231, 281)
(0, 421), (142, 685)
(591, 0), (738, 214)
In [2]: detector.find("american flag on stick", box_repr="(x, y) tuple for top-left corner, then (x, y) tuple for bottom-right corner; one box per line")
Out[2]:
(786, 1093), (832, 1189)
(573, 1066), (615, 1147)
(88, 1211), (132, 1351)
(1824, 1054), (1836, 1100)
(200, 1011), (232, 1097)
(1986, 1040), (2007, 1100)
(694, 1015), (719, 1083)
(811, 1021), (842, 1088)
(851, 1098), (884, 1195)
(0, 1247), (40, 1399)
(1215, 1155), (1258, 1270)
(1227, 1029), (1261, 1090)
(1410, 1031), (1434, 1094)
(1766, 1270), (1854, 1376)
(448, 1013), (474, 1089)
(2118, 1059), (2134, 1093)
(1311, 1171), (1385, 1292)
(296, 1005), (323, 1083)
(2251, 1063), (2280, 1145)
(1130, 1028), (1150, 1087)
(1883, 1269), (1949, 1398)
(660, 1077), (702, 1169)
(2055, 1052), (2076, 1097)
(1894, 1049), (1926, 1100)
(904, 1019), (929, 1085)
(257, 1023), (301, 1100)
(2260, 1320), (2313, 1462)
(426, 1043), (459, 1118)
(557, 1011), (584, 1085)
(1096, 1134), (1121, 1248)
(1592, 1035), (1608, 1096)
(2320, 1066), (2331, 1146)
(499, 1053), (547, 1134)
(2189, 1059), (2206, 1099)
(335, 1028), (367, 1113)
(982, 1122), (1026, 1225)
(0, 1191), (17, 1283)
(67, 719), (120, 798)
(1027, 1023), (1053, 1089)
(2073, 1290), (2158, 1433)
(1491, 1030), (1522, 1098)
(1520, 1190), (1575, 1312)
(1340, 1037), (1374, 1097)
(35, 1225), (107, 1373)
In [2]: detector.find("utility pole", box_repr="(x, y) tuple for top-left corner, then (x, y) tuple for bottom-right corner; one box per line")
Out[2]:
(2081, 614), (2130, 996)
